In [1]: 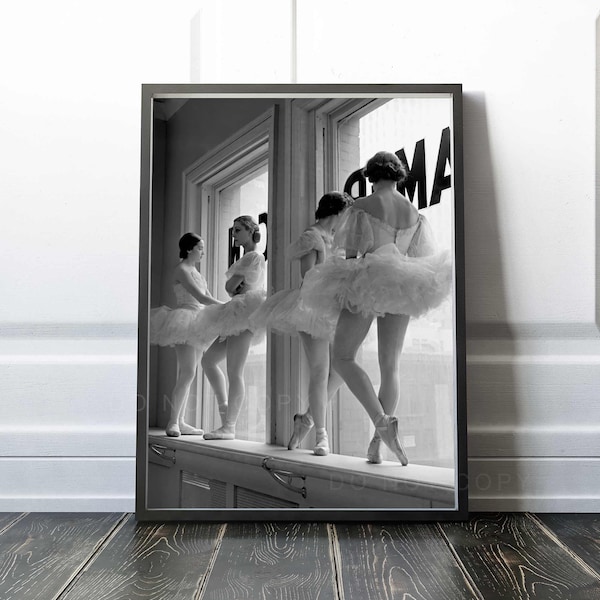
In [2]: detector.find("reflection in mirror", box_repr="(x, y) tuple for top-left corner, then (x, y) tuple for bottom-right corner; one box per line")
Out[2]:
(139, 87), (465, 520)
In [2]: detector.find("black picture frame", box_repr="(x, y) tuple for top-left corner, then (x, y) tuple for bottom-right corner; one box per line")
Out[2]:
(136, 84), (467, 521)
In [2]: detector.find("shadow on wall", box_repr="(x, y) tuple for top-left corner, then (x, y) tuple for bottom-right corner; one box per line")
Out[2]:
(463, 92), (522, 503)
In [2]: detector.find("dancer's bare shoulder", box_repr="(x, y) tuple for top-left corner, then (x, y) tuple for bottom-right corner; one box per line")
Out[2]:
(354, 192), (418, 229)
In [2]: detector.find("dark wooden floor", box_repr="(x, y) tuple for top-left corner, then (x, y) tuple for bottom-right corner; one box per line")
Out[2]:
(0, 513), (598, 599)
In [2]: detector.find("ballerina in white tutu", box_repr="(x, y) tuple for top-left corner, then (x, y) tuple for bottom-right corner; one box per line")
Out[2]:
(252, 192), (352, 456)
(149, 233), (223, 438)
(196, 216), (266, 440)
(301, 151), (453, 465)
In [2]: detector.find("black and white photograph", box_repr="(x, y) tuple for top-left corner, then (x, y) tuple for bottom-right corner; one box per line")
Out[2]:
(137, 84), (466, 520)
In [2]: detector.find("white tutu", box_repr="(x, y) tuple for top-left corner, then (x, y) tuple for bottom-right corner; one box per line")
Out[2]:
(251, 288), (337, 341)
(187, 250), (267, 346)
(191, 289), (267, 346)
(301, 209), (453, 319)
(250, 226), (341, 341)
(301, 244), (452, 319)
(149, 269), (218, 349)
(149, 306), (208, 348)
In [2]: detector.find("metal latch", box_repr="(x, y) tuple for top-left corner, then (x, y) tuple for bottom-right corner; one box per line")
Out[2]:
(261, 457), (307, 498)
(149, 443), (176, 464)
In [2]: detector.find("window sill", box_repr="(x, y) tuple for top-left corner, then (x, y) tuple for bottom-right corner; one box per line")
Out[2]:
(148, 429), (455, 509)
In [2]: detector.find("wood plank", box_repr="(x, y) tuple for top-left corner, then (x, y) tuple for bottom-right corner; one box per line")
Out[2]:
(0, 513), (123, 600)
(441, 513), (600, 599)
(0, 513), (25, 533)
(201, 522), (337, 599)
(333, 522), (477, 599)
(61, 515), (223, 600)
(535, 514), (600, 575)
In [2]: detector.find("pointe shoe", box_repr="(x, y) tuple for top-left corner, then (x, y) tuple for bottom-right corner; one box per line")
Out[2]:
(203, 427), (235, 440)
(367, 433), (383, 464)
(375, 415), (408, 466)
(288, 413), (314, 450)
(314, 429), (330, 457)
(165, 423), (181, 437)
(178, 422), (204, 436)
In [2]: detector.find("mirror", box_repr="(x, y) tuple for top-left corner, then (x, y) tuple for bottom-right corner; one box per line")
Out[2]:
(136, 84), (466, 521)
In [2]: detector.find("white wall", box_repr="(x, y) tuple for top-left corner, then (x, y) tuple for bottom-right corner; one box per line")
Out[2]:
(0, 1), (204, 511)
(1, 0), (598, 511)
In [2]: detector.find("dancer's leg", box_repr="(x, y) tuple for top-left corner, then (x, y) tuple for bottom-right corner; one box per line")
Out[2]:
(289, 339), (343, 451)
(167, 344), (202, 437)
(331, 309), (381, 422)
(377, 313), (410, 415)
(201, 338), (228, 425)
(298, 333), (329, 430)
(298, 333), (330, 455)
(326, 363), (344, 402)
(333, 310), (407, 465)
(204, 330), (253, 439)
(224, 330), (253, 431)
(367, 314), (410, 462)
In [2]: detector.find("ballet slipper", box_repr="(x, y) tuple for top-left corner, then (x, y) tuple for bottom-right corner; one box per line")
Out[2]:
(367, 432), (383, 464)
(288, 413), (314, 450)
(178, 422), (204, 436)
(314, 429), (330, 456)
(375, 415), (408, 466)
(165, 423), (181, 437)
(203, 427), (235, 440)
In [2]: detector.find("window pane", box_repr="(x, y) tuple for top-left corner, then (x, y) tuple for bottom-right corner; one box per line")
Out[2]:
(335, 98), (455, 467)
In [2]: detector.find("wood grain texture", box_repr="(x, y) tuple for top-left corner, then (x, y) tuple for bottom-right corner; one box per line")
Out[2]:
(441, 513), (600, 599)
(333, 522), (477, 599)
(0, 513), (25, 534)
(200, 522), (337, 600)
(62, 515), (223, 600)
(535, 514), (600, 576)
(0, 512), (122, 600)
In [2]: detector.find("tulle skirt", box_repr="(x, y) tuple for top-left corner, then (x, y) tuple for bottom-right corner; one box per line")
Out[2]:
(301, 244), (453, 319)
(149, 306), (208, 348)
(250, 287), (338, 341)
(190, 289), (267, 347)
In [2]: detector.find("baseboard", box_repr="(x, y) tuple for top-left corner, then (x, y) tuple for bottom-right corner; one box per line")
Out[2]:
(0, 426), (136, 456)
(468, 427), (600, 457)
(466, 457), (600, 512)
(0, 457), (135, 512)
(468, 497), (600, 512)
(0, 497), (135, 512)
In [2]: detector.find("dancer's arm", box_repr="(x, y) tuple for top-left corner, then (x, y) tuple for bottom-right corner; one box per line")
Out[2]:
(225, 251), (264, 295)
(342, 207), (371, 259)
(225, 273), (245, 296)
(177, 269), (223, 305)
(299, 250), (318, 279)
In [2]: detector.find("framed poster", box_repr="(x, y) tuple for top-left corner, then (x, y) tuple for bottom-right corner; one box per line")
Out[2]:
(136, 84), (466, 521)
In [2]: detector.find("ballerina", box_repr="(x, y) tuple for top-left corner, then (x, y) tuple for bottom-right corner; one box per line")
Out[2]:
(252, 191), (352, 456)
(301, 151), (452, 465)
(149, 233), (223, 437)
(193, 215), (267, 440)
